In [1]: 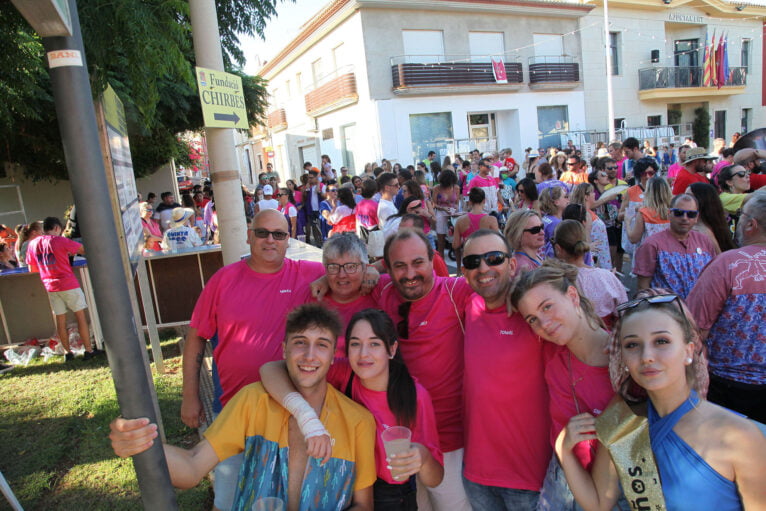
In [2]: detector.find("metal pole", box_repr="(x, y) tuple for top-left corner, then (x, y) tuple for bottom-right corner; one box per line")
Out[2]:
(603, 0), (616, 142)
(41, 0), (178, 508)
(189, 0), (249, 264)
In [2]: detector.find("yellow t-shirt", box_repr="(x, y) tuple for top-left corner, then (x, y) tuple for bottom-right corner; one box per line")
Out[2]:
(719, 192), (747, 215)
(205, 382), (376, 511)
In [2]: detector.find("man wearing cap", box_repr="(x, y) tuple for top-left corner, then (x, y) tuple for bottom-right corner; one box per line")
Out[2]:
(733, 148), (766, 190)
(671, 147), (713, 195)
(181, 209), (326, 510)
(255, 185), (279, 212)
(161, 208), (203, 252)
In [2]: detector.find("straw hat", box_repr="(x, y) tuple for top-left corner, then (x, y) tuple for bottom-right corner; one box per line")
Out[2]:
(683, 147), (715, 164)
(171, 207), (195, 227)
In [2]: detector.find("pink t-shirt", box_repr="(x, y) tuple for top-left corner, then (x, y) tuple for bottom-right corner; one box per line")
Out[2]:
(191, 259), (325, 408)
(686, 245), (766, 385)
(667, 162), (684, 180)
(25, 235), (82, 292)
(327, 358), (443, 484)
(544, 344), (614, 471)
(373, 275), (473, 452)
(576, 266), (628, 323)
(467, 174), (500, 213)
(355, 199), (379, 230)
(463, 296), (551, 490)
(312, 294), (377, 356)
(633, 230), (717, 299)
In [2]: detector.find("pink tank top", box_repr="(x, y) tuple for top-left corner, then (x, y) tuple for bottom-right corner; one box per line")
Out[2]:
(462, 213), (486, 242)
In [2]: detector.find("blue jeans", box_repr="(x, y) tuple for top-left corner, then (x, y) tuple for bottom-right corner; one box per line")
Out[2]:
(462, 474), (539, 511)
(537, 455), (630, 511)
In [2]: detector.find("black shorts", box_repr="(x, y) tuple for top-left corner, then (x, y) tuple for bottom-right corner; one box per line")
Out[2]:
(606, 225), (623, 251)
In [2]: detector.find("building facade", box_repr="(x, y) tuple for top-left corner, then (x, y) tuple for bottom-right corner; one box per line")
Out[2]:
(258, 0), (766, 180)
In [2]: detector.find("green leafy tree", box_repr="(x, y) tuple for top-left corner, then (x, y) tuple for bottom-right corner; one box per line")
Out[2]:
(1, 0), (280, 181)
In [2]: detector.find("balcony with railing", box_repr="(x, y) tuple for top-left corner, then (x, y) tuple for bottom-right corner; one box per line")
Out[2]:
(528, 56), (580, 88)
(638, 67), (746, 100)
(391, 55), (524, 95)
(304, 65), (358, 117)
(267, 108), (287, 132)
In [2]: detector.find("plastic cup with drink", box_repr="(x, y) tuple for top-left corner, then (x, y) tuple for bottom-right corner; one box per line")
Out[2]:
(381, 426), (412, 480)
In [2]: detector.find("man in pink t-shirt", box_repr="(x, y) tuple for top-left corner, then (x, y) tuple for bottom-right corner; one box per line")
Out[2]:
(461, 229), (550, 509)
(467, 158), (502, 214)
(182, 209), (325, 510)
(26, 216), (100, 361)
(374, 228), (473, 511)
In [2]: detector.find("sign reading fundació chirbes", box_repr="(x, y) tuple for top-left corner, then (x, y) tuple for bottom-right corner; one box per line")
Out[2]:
(195, 66), (249, 129)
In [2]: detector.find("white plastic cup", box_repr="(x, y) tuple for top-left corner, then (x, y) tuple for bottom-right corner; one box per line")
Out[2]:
(381, 426), (412, 479)
(252, 497), (285, 511)
(297, 234), (307, 243)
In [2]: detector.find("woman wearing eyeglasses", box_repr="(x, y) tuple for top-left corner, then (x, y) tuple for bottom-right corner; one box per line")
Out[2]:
(510, 261), (627, 511)
(627, 176), (671, 247)
(556, 289), (766, 511)
(717, 165), (752, 216)
(504, 209), (545, 272)
(260, 309), (444, 511)
(618, 158), (658, 257)
(276, 187), (298, 238)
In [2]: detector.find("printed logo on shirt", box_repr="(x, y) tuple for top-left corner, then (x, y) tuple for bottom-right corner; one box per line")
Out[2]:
(279, 289), (292, 294)
(499, 330), (515, 335)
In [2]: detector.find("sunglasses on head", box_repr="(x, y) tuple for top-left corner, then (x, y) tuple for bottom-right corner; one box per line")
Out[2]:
(733, 171), (750, 179)
(669, 208), (699, 219)
(616, 294), (680, 315)
(462, 251), (510, 270)
(252, 228), (289, 240)
(524, 225), (544, 234)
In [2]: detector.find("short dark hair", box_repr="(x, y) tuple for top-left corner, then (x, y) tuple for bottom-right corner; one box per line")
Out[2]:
(399, 170), (413, 181)
(427, 151), (436, 157)
(43, 217), (63, 232)
(377, 172), (397, 192)
(468, 187), (485, 204)
(399, 213), (425, 229)
(383, 228), (433, 269)
(147, 192), (156, 200)
(465, 228), (512, 254)
(160, 191), (173, 200)
(623, 137), (640, 150)
(284, 304), (342, 346)
(361, 179), (378, 199)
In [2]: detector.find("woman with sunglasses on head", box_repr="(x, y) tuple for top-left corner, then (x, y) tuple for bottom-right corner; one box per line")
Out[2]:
(618, 158), (658, 257)
(687, 183), (736, 253)
(717, 165), (752, 216)
(452, 188), (499, 275)
(627, 176), (671, 246)
(260, 309), (444, 511)
(504, 209), (546, 272)
(556, 289), (766, 511)
(510, 261), (628, 511)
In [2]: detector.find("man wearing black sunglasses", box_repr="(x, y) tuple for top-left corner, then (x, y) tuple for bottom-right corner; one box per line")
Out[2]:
(460, 230), (550, 510)
(634, 194), (717, 298)
(180, 209), (326, 510)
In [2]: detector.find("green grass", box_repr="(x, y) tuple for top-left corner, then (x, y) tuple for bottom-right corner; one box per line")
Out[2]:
(0, 338), (212, 510)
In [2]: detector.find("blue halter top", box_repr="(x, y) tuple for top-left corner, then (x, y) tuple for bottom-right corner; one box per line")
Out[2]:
(648, 390), (742, 511)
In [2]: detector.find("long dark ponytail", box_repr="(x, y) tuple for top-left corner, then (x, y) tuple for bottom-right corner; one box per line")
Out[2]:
(345, 309), (417, 428)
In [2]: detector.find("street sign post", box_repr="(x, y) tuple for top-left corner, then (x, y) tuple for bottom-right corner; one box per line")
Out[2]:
(195, 66), (249, 129)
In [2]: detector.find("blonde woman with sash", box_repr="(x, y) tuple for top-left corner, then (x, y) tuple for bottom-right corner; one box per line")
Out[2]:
(557, 289), (766, 511)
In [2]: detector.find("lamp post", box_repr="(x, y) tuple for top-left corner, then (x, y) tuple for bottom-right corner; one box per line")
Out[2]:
(603, 0), (616, 142)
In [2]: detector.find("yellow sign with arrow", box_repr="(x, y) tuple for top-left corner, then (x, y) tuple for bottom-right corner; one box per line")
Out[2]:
(195, 66), (249, 129)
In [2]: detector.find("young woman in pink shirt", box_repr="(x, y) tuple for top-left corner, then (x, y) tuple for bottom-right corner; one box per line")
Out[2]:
(260, 309), (443, 511)
(511, 262), (627, 511)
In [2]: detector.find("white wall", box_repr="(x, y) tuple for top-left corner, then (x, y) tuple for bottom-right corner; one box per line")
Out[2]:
(376, 90), (586, 165)
(580, 4), (766, 138)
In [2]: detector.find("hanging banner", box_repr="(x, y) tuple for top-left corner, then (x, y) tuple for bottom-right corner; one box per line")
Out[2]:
(491, 57), (508, 84)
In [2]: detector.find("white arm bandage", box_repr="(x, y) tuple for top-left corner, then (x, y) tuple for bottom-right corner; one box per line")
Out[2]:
(282, 392), (329, 440)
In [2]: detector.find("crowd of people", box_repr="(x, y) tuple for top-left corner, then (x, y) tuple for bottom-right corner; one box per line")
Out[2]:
(107, 135), (766, 511)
